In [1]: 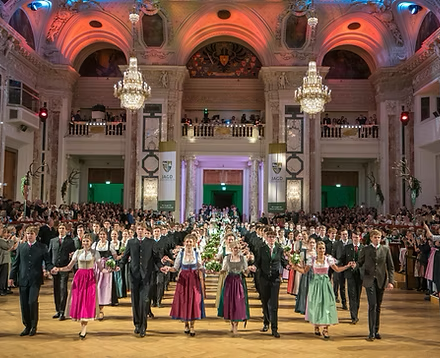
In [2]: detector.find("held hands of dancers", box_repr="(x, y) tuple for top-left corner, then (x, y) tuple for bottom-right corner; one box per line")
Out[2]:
(248, 265), (257, 273)
(160, 266), (170, 273)
(386, 282), (394, 290)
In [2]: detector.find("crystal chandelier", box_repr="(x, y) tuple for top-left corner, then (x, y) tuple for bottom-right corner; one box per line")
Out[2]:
(114, 4), (151, 111)
(294, 61), (331, 115)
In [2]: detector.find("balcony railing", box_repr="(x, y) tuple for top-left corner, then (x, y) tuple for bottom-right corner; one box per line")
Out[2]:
(321, 125), (379, 139)
(68, 121), (126, 137)
(182, 123), (265, 139)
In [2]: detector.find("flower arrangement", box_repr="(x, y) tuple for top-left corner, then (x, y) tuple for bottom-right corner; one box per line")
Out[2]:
(366, 172), (384, 205)
(205, 261), (222, 272)
(106, 259), (116, 270)
(283, 245), (291, 253)
(119, 246), (126, 254)
(290, 252), (301, 265)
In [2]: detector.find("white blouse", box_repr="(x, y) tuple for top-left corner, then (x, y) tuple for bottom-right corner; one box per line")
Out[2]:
(173, 249), (202, 270)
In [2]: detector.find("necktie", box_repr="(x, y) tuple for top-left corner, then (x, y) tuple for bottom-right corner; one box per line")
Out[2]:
(59, 237), (62, 245)
(354, 246), (358, 253)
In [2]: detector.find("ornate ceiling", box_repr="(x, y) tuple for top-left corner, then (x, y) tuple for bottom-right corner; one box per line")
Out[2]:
(0, 0), (439, 73)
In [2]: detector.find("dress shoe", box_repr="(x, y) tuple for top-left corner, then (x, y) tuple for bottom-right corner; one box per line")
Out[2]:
(272, 331), (280, 338)
(6, 289), (13, 294)
(53, 312), (61, 319)
(134, 326), (140, 334)
(260, 325), (269, 332)
(20, 328), (30, 336)
(351, 318), (359, 325)
(139, 331), (146, 338)
(367, 335), (375, 341)
(59, 315), (66, 321)
(148, 312), (155, 318)
(0, 291), (6, 296)
(29, 328), (37, 336)
(156, 302), (162, 308)
(342, 305), (348, 310)
(151, 302), (157, 307)
(375, 333), (382, 340)
(335, 298), (340, 303)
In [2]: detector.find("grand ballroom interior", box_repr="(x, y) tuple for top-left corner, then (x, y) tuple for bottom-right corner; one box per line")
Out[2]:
(0, 0), (439, 220)
(0, 0), (440, 356)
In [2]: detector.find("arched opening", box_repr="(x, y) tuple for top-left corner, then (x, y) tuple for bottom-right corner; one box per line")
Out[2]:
(78, 48), (127, 77)
(322, 49), (371, 80)
(186, 41), (262, 79)
(8, 9), (35, 50)
(415, 11), (440, 52)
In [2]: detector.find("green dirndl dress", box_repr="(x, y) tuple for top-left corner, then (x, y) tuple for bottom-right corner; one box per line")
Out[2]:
(305, 256), (339, 326)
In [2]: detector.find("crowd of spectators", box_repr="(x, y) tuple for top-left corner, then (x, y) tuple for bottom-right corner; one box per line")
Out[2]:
(322, 114), (378, 126)
(1, 195), (439, 300)
(181, 112), (264, 126)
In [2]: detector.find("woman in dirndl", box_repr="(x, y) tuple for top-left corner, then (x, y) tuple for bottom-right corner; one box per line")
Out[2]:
(169, 234), (206, 336)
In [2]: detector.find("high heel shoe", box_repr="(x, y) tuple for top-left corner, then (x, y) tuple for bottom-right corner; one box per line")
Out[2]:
(184, 325), (190, 334)
(189, 328), (196, 337)
(79, 332), (87, 340)
(98, 312), (104, 321)
(322, 328), (330, 339)
(314, 327), (321, 336)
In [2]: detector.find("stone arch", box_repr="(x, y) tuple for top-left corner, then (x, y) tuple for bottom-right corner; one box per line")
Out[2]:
(174, 3), (274, 66)
(317, 12), (396, 68)
(53, 10), (131, 65)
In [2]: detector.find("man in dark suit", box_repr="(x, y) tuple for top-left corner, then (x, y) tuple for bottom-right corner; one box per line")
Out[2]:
(332, 229), (351, 310)
(341, 231), (364, 324)
(48, 223), (76, 320)
(249, 230), (289, 338)
(9, 226), (55, 336)
(119, 224), (166, 337)
(358, 229), (394, 341)
(37, 218), (57, 247)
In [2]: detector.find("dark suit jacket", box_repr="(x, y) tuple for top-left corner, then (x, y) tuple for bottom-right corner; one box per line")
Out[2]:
(341, 243), (364, 279)
(332, 239), (352, 263)
(254, 242), (288, 279)
(9, 242), (54, 287)
(38, 225), (58, 247)
(48, 236), (76, 267)
(358, 244), (394, 289)
(119, 238), (163, 284)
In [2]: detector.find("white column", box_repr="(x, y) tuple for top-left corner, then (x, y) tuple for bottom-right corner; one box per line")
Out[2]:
(378, 101), (390, 213)
(0, 72), (6, 196)
(185, 156), (196, 219)
(249, 158), (259, 222)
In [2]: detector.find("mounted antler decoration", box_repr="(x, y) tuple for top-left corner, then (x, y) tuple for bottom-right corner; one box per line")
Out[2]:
(366, 172), (384, 205)
(21, 161), (46, 198)
(393, 158), (422, 207)
(61, 169), (80, 202)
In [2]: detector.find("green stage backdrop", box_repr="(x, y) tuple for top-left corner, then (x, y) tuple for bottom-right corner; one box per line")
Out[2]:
(88, 183), (123, 204)
(321, 185), (357, 208)
(203, 184), (243, 214)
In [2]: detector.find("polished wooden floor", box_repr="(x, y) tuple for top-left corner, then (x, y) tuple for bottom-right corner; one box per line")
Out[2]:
(1, 274), (439, 358)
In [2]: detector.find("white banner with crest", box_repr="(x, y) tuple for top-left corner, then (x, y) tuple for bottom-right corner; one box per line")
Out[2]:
(268, 143), (287, 213)
(158, 142), (176, 211)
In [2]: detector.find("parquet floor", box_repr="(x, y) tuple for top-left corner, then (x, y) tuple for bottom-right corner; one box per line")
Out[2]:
(1, 274), (439, 358)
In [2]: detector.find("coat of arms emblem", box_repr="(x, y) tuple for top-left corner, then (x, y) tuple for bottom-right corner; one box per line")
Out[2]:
(272, 162), (282, 174)
(162, 161), (172, 172)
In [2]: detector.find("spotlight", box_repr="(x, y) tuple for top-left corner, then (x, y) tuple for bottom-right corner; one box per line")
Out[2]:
(27, 0), (51, 11)
(408, 4), (422, 15)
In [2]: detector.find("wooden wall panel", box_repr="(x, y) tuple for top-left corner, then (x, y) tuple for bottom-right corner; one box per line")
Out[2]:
(321, 171), (358, 187)
(88, 168), (124, 184)
(3, 149), (17, 200)
(203, 170), (243, 185)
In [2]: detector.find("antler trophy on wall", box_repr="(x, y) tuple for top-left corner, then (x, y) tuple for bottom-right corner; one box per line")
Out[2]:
(21, 161), (47, 217)
(61, 169), (80, 203)
(366, 172), (385, 205)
